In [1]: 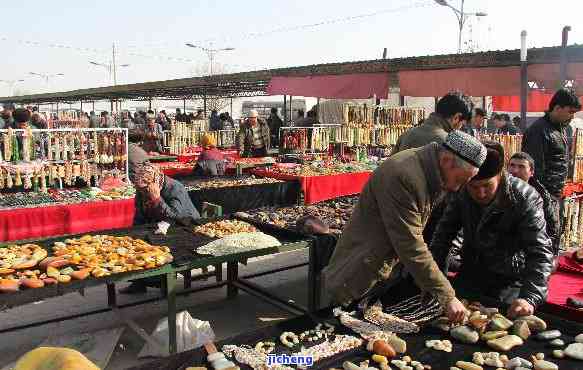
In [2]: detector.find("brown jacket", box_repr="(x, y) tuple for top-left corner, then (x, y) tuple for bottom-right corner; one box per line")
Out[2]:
(321, 143), (455, 306)
(391, 113), (454, 155)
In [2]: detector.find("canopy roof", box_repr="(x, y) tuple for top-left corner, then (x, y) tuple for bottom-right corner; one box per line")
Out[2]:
(2, 44), (583, 104)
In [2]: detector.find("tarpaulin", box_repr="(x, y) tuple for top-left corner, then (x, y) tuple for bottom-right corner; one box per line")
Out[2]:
(0, 199), (135, 242)
(399, 66), (521, 97)
(251, 169), (371, 204)
(267, 73), (390, 99)
(492, 90), (583, 112)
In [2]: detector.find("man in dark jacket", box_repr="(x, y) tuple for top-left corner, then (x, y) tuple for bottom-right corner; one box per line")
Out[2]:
(431, 141), (554, 317)
(494, 113), (519, 134)
(508, 152), (560, 256)
(522, 89), (581, 240)
(267, 107), (283, 147)
(391, 92), (473, 154)
(461, 108), (487, 137)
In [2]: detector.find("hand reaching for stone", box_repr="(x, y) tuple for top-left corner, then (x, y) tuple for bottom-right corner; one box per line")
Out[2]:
(446, 297), (469, 324)
(507, 298), (534, 318)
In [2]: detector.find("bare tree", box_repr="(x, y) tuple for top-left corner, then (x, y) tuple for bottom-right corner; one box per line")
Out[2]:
(189, 62), (231, 114)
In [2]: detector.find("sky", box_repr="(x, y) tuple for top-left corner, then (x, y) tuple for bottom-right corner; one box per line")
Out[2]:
(1, 0), (583, 101)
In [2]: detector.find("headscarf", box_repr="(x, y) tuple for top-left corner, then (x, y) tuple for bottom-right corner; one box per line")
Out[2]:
(200, 133), (216, 149)
(133, 163), (163, 190)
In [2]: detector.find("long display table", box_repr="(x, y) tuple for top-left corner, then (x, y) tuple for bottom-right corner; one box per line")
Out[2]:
(251, 169), (371, 204)
(0, 220), (313, 355)
(0, 198), (135, 242)
(129, 309), (583, 370)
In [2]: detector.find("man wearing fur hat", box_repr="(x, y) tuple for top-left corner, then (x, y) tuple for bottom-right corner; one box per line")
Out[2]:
(430, 141), (554, 318)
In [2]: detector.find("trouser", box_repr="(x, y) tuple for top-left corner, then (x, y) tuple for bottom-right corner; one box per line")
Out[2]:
(244, 146), (267, 158)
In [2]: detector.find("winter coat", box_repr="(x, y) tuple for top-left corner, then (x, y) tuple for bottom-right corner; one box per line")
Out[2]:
(430, 172), (554, 307)
(322, 142), (455, 306)
(522, 113), (569, 197)
(237, 119), (270, 153)
(390, 113), (454, 155)
(528, 176), (560, 256)
(134, 176), (200, 225)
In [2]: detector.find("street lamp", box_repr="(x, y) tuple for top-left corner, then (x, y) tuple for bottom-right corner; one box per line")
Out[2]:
(185, 43), (235, 76)
(29, 72), (64, 91)
(434, 0), (488, 53)
(89, 60), (130, 85)
(0, 79), (25, 96)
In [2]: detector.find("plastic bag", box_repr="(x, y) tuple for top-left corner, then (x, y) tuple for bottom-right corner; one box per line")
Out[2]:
(138, 311), (215, 358)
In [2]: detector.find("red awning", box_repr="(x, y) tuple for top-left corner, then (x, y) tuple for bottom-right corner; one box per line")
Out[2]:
(266, 73), (390, 99)
(399, 63), (583, 97)
(399, 66), (521, 97)
(492, 90), (583, 112)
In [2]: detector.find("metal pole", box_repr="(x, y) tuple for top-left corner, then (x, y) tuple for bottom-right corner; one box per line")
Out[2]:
(230, 97), (233, 116)
(56, 103), (59, 115)
(458, 0), (465, 53)
(110, 100), (114, 112)
(203, 95), (207, 117)
(520, 31), (528, 130)
(290, 96), (293, 123)
(560, 26), (571, 87)
(80, 101), (83, 112)
(183, 98), (186, 112)
(112, 43), (117, 86)
(92, 101), (95, 112)
(382, 48), (388, 59)
(316, 97), (320, 123)
(148, 99), (152, 110)
(283, 95), (287, 126)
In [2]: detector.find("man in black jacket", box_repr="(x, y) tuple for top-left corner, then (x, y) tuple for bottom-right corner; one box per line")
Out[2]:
(431, 141), (553, 317)
(522, 89), (581, 235)
(508, 152), (560, 256)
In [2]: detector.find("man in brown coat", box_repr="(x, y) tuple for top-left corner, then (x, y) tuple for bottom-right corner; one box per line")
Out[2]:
(322, 131), (487, 322)
(391, 92), (473, 154)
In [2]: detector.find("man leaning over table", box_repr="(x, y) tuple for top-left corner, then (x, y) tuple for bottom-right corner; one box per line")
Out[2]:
(322, 130), (487, 323)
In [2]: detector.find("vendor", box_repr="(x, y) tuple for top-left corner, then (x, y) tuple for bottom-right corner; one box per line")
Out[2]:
(13, 108), (31, 129)
(430, 141), (554, 318)
(142, 113), (163, 153)
(193, 133), (225, 177)
(322, 131), (487, 323)
(508, 152), (560, 257)
(128, 130), (150, 183)
(238, 109), (270, 157)
(133, 163), (200, 225)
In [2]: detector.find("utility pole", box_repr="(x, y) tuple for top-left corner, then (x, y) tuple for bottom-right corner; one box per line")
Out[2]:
(560, 26), (571, 86)
(112, 42), (117, 86)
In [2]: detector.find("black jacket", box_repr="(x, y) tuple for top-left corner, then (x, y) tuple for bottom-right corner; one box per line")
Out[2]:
(498, 123), (519, 135)
(522, 114), (569, 197)
(431, 173), (553, 307)
(528, 176), (560, 255)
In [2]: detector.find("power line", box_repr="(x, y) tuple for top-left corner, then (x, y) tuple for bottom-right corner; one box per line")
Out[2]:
(122, 1), (433, 51)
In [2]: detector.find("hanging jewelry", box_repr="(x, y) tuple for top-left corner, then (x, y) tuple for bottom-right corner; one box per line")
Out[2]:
(47, 132), (53, 161)
(5, 170), (12, 189)
(23, 174), (32, 190)
(14, 169), (22, 187)
(0, 170), (5, 189)
(40, 168), (47, 193)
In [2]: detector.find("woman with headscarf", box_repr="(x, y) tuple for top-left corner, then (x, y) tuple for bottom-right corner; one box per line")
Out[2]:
(193, 133), (225, 177)
(133, 163), (200, 226)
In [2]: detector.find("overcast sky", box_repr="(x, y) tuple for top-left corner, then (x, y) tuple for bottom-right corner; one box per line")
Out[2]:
(1, 0), (582, 97)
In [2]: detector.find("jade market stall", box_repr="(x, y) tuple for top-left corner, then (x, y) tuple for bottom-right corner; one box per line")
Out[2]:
(0, 127), (136, 242)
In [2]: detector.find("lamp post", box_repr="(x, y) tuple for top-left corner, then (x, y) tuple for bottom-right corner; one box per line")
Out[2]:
(185, 43), (235, 76)
(434, 0), (488, 53)
(29, 72), (64, 91)
(520, 30), (528, 131)
(89, 43), (129, 86)
(0, 79), (25, 96)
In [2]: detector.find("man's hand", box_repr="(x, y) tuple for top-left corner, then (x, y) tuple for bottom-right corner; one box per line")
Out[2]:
(507, 298), (534, 318)
(147, 182), (161, 202)
(445, 297), (469, 323)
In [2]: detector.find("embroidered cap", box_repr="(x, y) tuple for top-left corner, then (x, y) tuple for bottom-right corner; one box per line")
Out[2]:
(442, 130), (487, 168)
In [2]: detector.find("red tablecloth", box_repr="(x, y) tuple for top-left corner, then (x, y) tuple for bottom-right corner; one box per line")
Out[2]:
(252, 169), (371, 204)
(543, 270), (583, 323)
(558, 252), (583, 275)
(176, 149), (239, 163)
(0, 198), (136, 242)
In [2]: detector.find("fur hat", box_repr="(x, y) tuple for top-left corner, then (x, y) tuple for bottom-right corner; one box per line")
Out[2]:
(472, 140), (505, 181)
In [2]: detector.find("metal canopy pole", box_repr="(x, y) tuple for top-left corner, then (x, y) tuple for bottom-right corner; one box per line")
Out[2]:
(230, 97), (233, 116)
(148, 99), (152, 110)
(56, 103), (59, 115)
(560, 25), (571, 86)
(289, 96), (293, 123)
(520, 31), (528, 130)
(80, 101), (83, 112)
(92, 101), (95, 112)
(110, 100), (114, 113)
(203, 95), (207, 117)
(183, 98), (186, 112)
(283, 95), (287, 126)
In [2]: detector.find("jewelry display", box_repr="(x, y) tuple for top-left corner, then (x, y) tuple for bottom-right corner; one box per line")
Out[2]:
(279, 331), (299, 348)
(295, 334), (362, 363)
(478, 133), (522, 164)
(364, 301), (420, 334)
(0, 128), (129, 194)
(222, 344), (294, 370)
(254, 341), (275, 354)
